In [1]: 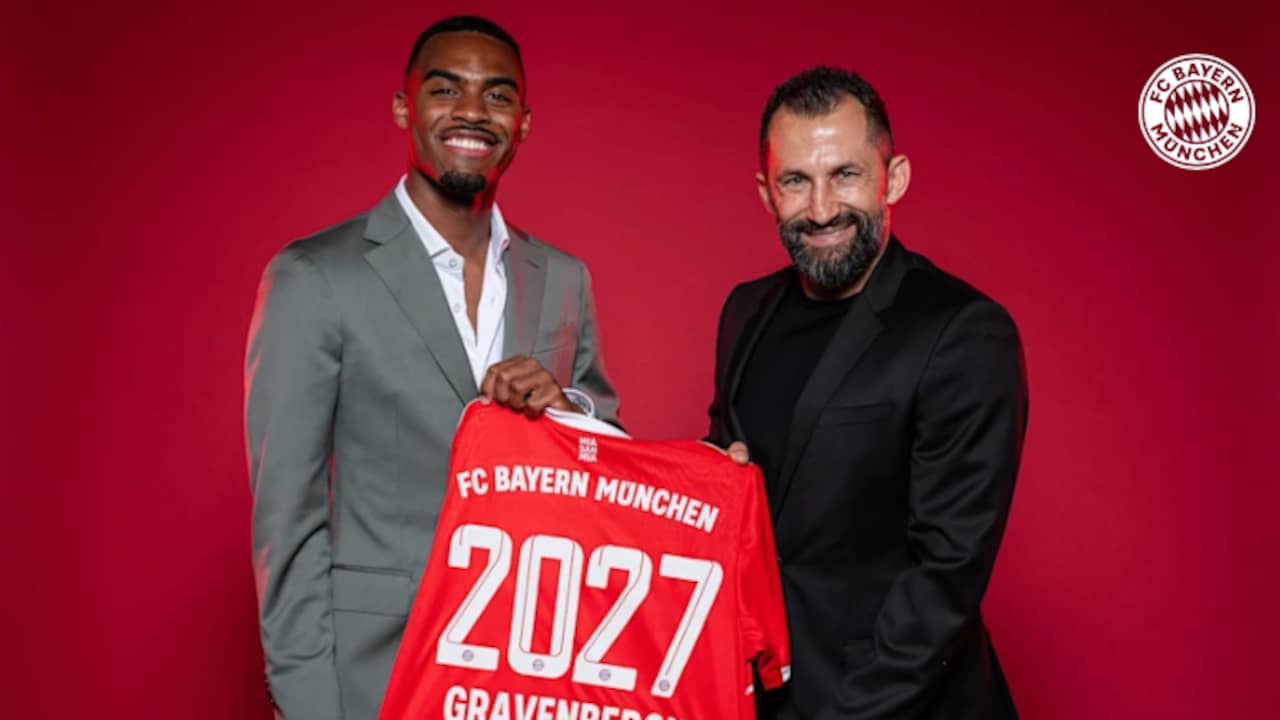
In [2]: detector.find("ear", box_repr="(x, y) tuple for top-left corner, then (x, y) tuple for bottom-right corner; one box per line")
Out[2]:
(518, 107), (532, 143)
(392, 90), (410, 130)
(885, 154), (911, 206)
(755, 171), (773, 216)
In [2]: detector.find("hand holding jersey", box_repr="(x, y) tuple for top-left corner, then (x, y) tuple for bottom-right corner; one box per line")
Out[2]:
(481, 355), (585, 417)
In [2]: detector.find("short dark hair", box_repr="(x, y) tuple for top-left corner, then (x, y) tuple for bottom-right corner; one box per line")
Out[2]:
(759, 66), (893, 166)
(404, 16), (522, 77)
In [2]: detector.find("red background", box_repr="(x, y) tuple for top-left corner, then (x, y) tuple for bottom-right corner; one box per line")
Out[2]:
(7, 0), (1277, 717)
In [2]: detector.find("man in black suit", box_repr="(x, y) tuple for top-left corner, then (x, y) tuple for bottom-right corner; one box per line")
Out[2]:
(707, 66), (1028, 719)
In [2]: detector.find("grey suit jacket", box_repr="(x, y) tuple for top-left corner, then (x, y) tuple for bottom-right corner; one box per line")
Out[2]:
(244, 191), (619, 720)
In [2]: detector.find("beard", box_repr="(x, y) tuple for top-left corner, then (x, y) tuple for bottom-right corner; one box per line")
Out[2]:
(779, 207), (885, 290)
(433, 170), (489, 202)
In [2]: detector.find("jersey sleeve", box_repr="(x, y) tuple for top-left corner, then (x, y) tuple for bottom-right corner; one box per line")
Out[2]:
(736, 464), (791, 690)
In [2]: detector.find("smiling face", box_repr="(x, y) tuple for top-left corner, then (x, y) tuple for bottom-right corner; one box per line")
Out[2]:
(393, 30), (530, 202)
(757, 96), (910, 295)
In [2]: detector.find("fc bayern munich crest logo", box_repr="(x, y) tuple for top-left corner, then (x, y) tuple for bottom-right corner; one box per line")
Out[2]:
(1140, 53), (1255, 170)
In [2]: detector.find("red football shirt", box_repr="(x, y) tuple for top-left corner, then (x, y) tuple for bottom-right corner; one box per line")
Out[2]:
(379, 402), (790, 720)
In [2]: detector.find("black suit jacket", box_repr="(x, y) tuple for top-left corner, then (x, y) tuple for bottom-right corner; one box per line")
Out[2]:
(707, 238), (1028, 720)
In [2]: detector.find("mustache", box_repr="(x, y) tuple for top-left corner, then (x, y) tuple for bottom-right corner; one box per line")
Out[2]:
(782, 210), (864, 237)
(442, 124), (500, 143)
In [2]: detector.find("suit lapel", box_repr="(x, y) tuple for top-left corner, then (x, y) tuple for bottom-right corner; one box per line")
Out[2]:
(362, 192), (476, 404)
(771, 238), (910, 519)
(503, 224), (547, 357)
(726, 273), (791, 441)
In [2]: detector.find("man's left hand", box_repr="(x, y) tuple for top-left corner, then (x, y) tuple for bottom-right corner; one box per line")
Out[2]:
(480, 356), (578, 417)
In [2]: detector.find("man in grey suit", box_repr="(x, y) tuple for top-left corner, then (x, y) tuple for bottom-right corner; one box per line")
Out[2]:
(244, 16), (620, 720)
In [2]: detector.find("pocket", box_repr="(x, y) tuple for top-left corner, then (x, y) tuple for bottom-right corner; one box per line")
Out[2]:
(842, 638), (875, 669)
(531, 341), (571, 355)
(531, 331), (576, 386)
(817, 402), (893, 426)
(331, 565), (412, 617)
(532, 321), (578, 355)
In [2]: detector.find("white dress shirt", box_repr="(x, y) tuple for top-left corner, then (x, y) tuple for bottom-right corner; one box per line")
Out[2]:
(395, 176), (509, 389)
(392, 177), (596, 416)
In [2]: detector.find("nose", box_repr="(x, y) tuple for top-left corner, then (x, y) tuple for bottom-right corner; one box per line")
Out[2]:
(451, 90), (490, 124)
(807, 182), (837, 226)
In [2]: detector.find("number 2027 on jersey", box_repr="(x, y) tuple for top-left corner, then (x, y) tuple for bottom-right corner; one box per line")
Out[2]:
(378, 402), (791, 720)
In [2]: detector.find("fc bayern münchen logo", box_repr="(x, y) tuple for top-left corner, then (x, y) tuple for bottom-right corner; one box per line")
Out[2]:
(1139, 53), (1255, 170)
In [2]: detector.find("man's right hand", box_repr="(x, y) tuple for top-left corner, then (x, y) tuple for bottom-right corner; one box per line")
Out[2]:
(480, 356), (576, 418)
(728, 441), (750, 465)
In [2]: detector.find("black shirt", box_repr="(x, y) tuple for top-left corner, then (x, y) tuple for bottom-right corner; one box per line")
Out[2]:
(734, 275), (857, 503)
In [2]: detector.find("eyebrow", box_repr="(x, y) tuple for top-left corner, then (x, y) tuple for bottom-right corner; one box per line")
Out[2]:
(830, 162), (866, 175)
(424, 69), (463, 84)
(482, 76), (520, 93)
(423, 69), (520, 93)
(777, 162), (867, 179)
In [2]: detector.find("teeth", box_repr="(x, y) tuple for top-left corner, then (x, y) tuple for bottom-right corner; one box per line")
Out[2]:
(444, 137), (490, 151)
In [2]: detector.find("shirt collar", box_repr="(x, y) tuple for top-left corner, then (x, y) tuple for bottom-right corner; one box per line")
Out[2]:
(394, 175), (511, 265)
